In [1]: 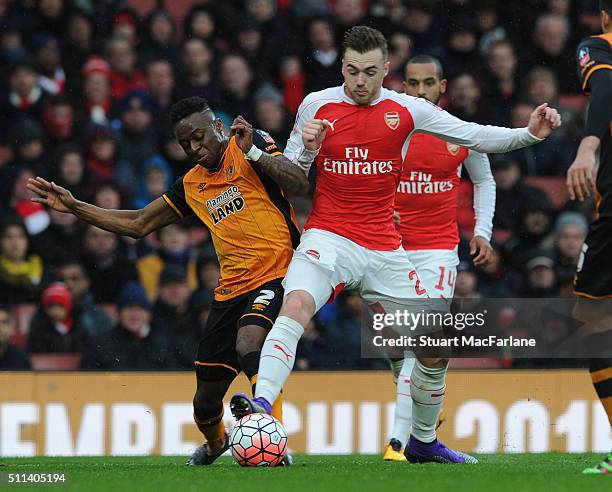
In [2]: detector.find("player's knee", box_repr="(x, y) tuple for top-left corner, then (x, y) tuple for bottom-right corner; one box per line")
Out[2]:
(280, 290), (315, 326)
(193, 390), (221, 419)
(235, 325), (267, 357)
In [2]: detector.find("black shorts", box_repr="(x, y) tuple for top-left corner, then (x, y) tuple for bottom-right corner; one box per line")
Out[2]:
(195, 278), (284, 380)
(574, 217), (612, 298)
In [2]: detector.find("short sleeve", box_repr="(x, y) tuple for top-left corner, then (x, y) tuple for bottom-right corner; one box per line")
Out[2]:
(162, 175), (193, 218)
(252, 129), (282, 157)
(577, 36), (612, 94)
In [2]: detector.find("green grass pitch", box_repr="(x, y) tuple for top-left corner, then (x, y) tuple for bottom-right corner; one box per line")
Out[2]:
(1, 454), (609, 492)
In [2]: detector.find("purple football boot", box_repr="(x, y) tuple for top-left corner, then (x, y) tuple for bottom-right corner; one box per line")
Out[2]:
(229, 393), (272, 420)
(405, 435), (478, 464)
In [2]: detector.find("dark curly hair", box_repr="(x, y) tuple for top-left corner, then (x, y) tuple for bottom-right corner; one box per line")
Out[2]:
(169, 97), (211, 127)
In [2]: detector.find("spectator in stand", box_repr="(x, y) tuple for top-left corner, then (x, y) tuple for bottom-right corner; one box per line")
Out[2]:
(184, 5), (226, 52)
(82, 57), (113, 125)
(32, 208), (79, 269)
(453, 261), (481, 300)
(387, 31), (412, 77)
(443, 18), (483, 80)
(521, 252), (557, 298)
(31, 33), (65, 96)
(473, 0), (507, 55)
(445, 73), (488, 123)
(144, 58), (175, 140)
(552, 212), (588, 282)
(491, 155), (551, 232)
(138, 223), (198, 302)
(52, 144), (94, 201)
(476, 242), (518, 298)
(5, 118), (47, 181)
(56, 259), (112, 336)
(160, 133), (191, 177)
(175, 38), (214, 103)
(0, 61), (46, 143)
(27, 282), (89, 354)
(0, 307), (31, 370)
(0, 27), (28, 66)
(234, 19), (264, 75)
(304, 17), (343, 93)
(507, 193), (556, 270)
(195, 253), (220, 296)
(80, 225), (138, 303)
(84, 124), (134, 196)
(332, 0), (367, 39)
(62, 9), (95, 97)
(109, 9), (140, 50)
(482, 39), (519, 126)
(35, 0), (67, 38)
(253, 88), (292, 147)
(83, 282), (172, 370)
(140, 9), (178, 67)
(152, 265), (196, 368)
(295, 317), (349, 370)
(213, 53), (257, 122)
(10, 167), (50, 236)
(42, 96), (81, 150)
(116, 90), (158, 191)
(93, 183), (122, 210)
(132, 155), (173, 209)
(105, 36), (146, 102)
(401, 1), (442, 58)
(0, 216), (43, 305)
(524, 13), (576, 93)
(278, 55), (305, 115)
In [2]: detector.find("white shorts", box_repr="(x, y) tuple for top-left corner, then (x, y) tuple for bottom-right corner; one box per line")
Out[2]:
(405, 248), (459, 301)
(282, 228), (429, 314)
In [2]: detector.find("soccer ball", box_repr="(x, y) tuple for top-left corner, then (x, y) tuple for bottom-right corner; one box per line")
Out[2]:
(230, 413), (287, 467)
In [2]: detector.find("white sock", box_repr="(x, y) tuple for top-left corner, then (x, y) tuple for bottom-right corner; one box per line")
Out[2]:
(255, 316), (304, 404)
(410, 359), (447, 443)
(389, 355), (415, 447)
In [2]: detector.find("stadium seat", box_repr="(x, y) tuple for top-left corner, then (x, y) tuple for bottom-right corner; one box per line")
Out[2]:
(8, 304), (37, 348)
(29, 353), (82, 371)
(523, 176), (570, 210)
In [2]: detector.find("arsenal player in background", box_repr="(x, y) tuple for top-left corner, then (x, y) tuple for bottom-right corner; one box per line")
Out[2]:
(383, 55), (496, 462)
(232, 26), (561, 464)
(566, 0), (612, 475)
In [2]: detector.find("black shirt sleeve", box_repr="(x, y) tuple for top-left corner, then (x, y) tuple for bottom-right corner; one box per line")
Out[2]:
(252, 129), (282, 157)
(584, 69), (612, 139)
(577, 36), (612, 94)
(162, 175), (193, 218)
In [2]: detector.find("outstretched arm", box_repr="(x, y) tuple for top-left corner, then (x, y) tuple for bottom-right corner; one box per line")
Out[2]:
(231, 115), (310, 195)
(407, 96), (561, 153)
(27, 177), (179, 238)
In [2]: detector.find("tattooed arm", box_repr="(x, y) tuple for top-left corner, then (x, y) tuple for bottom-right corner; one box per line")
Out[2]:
(231, 115), (310, 195)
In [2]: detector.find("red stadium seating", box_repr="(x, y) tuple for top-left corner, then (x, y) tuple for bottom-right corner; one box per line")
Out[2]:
(523, 176), (570, 210)
(29, 353), (82, 371)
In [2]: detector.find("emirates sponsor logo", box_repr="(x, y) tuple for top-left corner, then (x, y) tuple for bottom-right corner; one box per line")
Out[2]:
(397, 171), (454, 194)
(322, 147), (393, 175)
(384, 111), (400, 130)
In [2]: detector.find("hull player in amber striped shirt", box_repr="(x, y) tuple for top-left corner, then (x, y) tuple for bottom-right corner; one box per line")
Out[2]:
(27, 97), (309, 466)
(566, 0), (612, 475)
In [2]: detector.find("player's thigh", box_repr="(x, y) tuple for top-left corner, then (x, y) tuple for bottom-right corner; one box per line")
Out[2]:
(406, 249), (459, 301)
(195, 298), (242, 382)
(574, 218), (612, 300)
(236, 279), (284, 356)
(285, 229), (366, 314)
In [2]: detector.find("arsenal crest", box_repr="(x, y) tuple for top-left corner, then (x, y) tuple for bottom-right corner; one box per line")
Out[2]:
(384, 111), (400, 130)
(447, 143), (460, 155)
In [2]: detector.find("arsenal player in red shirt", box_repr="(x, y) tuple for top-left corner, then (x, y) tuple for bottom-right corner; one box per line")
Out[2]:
(232, 26), (561, 464)
(384, 55), (496, 461)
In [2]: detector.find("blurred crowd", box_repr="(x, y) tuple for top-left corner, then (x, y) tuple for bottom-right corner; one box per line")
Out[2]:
(0, 0), (602, 371)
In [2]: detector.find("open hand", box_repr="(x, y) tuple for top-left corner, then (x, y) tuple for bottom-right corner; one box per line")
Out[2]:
(26, 177), (77, 214)
(527, 103), (562, 139)
(302, 119), (331, 151)
(230, 115), (254, 153)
